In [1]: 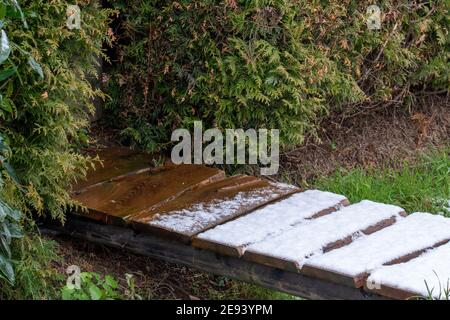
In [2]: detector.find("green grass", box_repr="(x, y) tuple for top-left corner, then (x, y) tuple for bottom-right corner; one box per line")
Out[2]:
(222, 148), (449, 300)
(211, 148), (449, 300)
(314, 148), (450, 215)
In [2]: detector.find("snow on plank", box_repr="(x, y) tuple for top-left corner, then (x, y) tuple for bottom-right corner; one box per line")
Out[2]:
(72, 164), (226, 225)
(304, 212), (450, 288)
(367, 242), (450, 300)
(243, 200), (405, 271)
(135, 178), (300, 243)
(192, 190), (350, 257)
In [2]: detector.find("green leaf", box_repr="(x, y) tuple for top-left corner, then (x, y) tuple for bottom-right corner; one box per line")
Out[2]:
(0, 4), (6, 20)
(105, 275), (119, 289)
(88, 284), (102, 300)
(2, 161), (20, 184)
(61, 287), (74, 300)
(80, 272), (92, 282)
(28, 56), (43, 79)
(0, 253), (14, 284)
(4, 220), (22, 237)
(7, 207), (21, 222)
(0, 96), (12, 114)
(0, 134), (9, 154)
(2, 223), (11, 244)
(0, 67), (16, 82)
(0, 203), (6, 221)
(0, 234), (11, 258)
(0, 30), (11, 65)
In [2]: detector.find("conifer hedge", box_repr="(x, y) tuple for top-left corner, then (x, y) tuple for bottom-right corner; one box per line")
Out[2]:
(0, 0), (111, 297)
(1, 0), (111, 220)
(106, 0), (448, 151)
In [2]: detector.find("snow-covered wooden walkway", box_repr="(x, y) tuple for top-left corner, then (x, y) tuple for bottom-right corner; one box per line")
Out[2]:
(67, 147), (450, 300)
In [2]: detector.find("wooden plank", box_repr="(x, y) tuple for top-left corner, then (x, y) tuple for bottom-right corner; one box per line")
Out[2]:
(303, 212), (450, 289)
(132, 178), (300, 243)
(243, 200), (405, 272)
(42, 216), (388, 300)
(72, 164), (226, 224)
(193, 190), (349, 257)
(365, 283), (418, 301)
(366, 241), (450, 300)
(72, 147), (159, 192)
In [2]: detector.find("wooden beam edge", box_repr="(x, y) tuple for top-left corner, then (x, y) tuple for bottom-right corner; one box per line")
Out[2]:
(43, 216), (388, 300)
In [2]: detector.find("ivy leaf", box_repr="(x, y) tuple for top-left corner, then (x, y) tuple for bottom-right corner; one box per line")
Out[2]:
(0, 30), (11, 65)
(28, 56), (43, 79)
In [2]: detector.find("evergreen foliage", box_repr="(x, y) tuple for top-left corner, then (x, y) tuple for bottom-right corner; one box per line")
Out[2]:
(106, 0), (449, 151)
(0, 0), (112, 298)
(1, 0), (112, 221)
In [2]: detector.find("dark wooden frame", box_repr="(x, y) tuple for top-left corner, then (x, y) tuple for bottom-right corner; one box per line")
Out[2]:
(43, 216), (388, 300)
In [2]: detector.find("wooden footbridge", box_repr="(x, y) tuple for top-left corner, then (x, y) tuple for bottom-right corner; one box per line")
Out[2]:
(52, 147), (450, 300)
